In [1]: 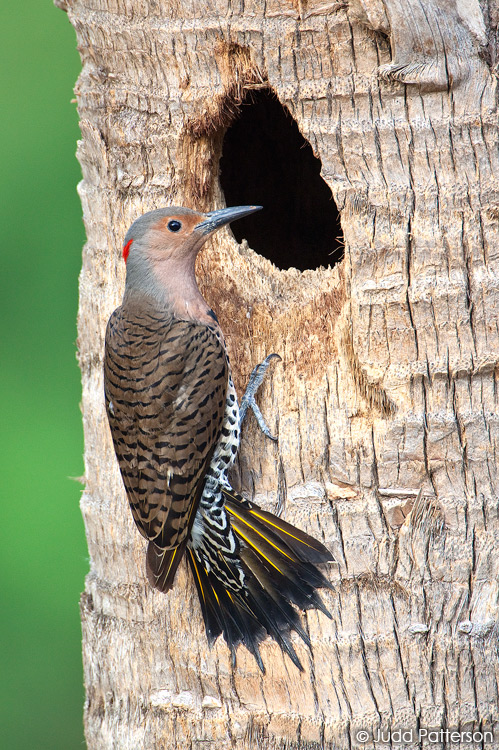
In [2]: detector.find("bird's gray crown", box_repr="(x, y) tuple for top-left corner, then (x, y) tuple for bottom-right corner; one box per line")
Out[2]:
(123, 207), (201, 246)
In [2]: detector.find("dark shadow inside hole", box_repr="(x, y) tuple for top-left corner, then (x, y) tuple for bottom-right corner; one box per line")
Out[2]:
(219, 90), (343, 272)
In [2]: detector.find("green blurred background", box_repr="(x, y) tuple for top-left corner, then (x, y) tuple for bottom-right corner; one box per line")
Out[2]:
(1, 2), (87, 748)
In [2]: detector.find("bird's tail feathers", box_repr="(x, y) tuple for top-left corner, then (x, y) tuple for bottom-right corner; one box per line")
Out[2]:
(188, 486), (334, 671)
(227, 492), (333, 565)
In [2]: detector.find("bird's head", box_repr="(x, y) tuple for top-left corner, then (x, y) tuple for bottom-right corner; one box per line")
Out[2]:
(122, 205), (262, 265)
(120, 205), (262, 308)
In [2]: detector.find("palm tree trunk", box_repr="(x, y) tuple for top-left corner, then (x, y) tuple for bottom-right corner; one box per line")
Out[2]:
(63, 0), (499, 746)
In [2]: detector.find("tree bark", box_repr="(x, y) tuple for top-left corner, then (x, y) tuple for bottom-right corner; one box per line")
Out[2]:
(65, 0), (499, 747)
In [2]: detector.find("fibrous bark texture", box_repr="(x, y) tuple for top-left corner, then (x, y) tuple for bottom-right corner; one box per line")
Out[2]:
(67, 0), (499, 747)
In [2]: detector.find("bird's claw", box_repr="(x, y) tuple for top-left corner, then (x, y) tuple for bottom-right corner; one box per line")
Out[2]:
(239, 354), (281, 441)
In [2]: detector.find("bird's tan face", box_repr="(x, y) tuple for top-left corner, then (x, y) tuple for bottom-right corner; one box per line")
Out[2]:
(146, 211), (208, 264)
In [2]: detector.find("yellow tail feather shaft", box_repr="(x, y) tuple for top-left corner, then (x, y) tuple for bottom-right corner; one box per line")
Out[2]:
(226, 506), (296, 562)
(229, 521), (284, 574)
(248, 509), (319, 550)
(188, 550), (207, 604)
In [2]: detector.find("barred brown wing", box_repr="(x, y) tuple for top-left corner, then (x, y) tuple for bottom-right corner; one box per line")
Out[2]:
(104, 305), (228, 551)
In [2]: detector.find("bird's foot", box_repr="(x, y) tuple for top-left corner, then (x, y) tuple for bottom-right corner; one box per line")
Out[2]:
(239, 354), (281, 441)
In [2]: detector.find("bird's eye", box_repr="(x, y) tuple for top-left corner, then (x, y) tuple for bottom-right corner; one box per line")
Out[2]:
(167, 220), (182, 232)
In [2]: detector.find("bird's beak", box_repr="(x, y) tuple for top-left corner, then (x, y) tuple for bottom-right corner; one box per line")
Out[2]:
(195, 205), (263, 235)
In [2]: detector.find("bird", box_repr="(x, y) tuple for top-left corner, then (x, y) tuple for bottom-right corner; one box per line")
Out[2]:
(104, 205), (334, 671)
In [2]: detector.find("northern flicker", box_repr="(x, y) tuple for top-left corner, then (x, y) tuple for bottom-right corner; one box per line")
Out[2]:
(104, 205), (333, 671)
